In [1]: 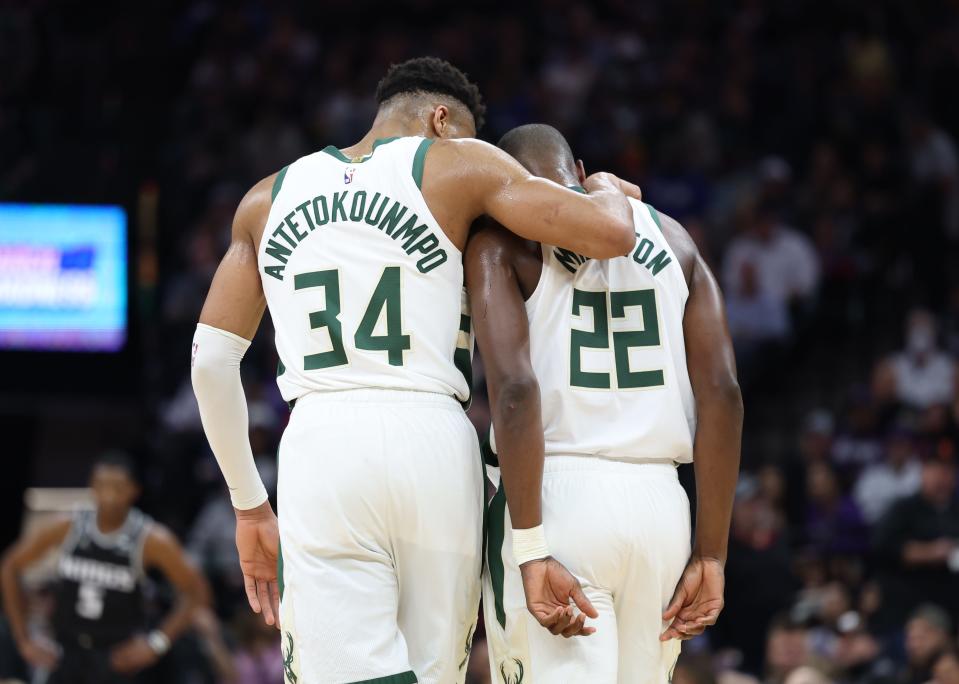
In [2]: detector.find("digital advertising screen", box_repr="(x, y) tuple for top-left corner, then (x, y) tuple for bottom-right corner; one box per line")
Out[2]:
(0, 203), (128, 352)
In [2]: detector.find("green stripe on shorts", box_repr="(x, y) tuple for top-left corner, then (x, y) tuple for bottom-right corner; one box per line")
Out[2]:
(487, 484), (508, 628)
(347, 671), (417, 684)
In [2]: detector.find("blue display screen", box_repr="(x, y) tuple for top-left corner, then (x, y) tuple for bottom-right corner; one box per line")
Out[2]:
(0, 203), (128, 352)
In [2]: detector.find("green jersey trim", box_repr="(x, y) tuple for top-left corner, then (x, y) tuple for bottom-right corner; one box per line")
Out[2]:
(645, 203), (663, 232)
(412, 138), (434, 190)
(567, 184), (587, 194)
(277, 538), (285, 600)
(320, 137), (401, 164)
(487, 484), (508, 628)
(271, 165), (290, 203)
(346, 671), (417, 684)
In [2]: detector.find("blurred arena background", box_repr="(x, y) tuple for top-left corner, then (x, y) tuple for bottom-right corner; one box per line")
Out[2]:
(2, 1), (959, 683)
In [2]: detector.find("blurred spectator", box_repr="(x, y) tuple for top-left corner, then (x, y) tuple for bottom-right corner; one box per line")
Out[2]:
(765, 615), (813, 684)
(932, 650), (959, 684)
(905, 109), (959, 241)
(873, 310), (958, 411)
(722, 202), (820, 312)
(782, 665), (831, 684)
(853, 430), (922, 525)
(901, 605), (954, 684)
(874, 452), (959, 623)
(725, 260), (790, 380)
(804, 462), (868, 556)
(231, 608), (284, 684)
(831, 392), (884, 474)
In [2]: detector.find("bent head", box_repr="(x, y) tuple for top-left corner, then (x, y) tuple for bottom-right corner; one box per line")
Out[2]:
(90, 451), (140, 520)
(375, 57), (485, 140)
(497, 123), (586, 187)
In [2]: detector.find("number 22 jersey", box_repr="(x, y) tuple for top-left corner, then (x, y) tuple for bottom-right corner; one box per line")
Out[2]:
(515, 198), (696, 464)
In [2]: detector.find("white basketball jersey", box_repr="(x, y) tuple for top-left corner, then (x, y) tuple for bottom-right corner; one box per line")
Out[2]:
(497, 198), (695, 463)
(258, 136), (471, 404)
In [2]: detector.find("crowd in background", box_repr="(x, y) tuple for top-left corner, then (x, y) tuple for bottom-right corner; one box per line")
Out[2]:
(3, 1), (959, 682)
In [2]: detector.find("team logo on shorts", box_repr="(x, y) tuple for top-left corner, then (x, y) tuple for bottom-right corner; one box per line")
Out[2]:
(282, 631), (298, 683)
(459, 622), (476, 670)
(344, 167), (356, 184)
(499, 657), (524, 684)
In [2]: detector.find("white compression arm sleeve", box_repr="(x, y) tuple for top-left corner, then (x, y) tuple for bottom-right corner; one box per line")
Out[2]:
(191, 323), (268, 510)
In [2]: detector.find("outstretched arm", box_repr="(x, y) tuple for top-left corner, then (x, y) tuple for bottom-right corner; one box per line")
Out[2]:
(1, 519), (71, 669)
(191, 175), (280, 627)
(661, 216), (743, 641)
(466, 224), (598, 638)
(430, 139), (638, 258)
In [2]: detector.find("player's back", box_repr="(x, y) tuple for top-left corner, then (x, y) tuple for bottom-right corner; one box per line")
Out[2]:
(523, 198), (695, 463)
(259, 136), (471, 405)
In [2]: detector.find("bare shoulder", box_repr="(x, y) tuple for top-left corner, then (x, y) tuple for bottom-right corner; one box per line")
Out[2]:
(233, 172), (282, 243)
(655, 209), (698, 286)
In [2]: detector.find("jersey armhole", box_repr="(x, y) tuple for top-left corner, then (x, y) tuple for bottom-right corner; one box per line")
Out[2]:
(524, 243), (552, 314)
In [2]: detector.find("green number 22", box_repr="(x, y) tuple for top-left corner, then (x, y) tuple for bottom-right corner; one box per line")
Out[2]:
(570, 288), (665, 390)
(294, 266), (411, 370)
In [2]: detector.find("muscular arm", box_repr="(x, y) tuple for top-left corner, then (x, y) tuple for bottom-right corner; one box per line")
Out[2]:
(658, 213), (741, 640)
(192, 175), (281, 627)
(192, 176), (271, 511)
(142, 524), (208, 643)
(675, 220), (743, 563)
(1, 519), (71, 646)
(465, 225), (544, 529)
(425, 139), (637, 258)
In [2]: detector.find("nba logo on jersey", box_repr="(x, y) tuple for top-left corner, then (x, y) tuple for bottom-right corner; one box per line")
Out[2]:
(344, 167), (355, 184)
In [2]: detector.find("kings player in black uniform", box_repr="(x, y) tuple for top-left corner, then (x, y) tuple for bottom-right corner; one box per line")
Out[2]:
(1, 452), (206, 683)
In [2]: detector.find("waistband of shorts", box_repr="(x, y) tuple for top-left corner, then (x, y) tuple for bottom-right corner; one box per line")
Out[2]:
(543, 454), (678, 474)
(291, 388), (462, 409)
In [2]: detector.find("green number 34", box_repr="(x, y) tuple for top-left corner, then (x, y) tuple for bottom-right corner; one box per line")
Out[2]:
(570, 288), (665, 390)
(294, 266), (411, 370)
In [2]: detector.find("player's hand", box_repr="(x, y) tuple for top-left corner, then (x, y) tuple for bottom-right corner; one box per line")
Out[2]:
(109, 635), (159, 674)
(584, 172), (643, 202)
(661, 555), (725, 641)
(519, 557), (599, 638)
(235, 500), (281, 629)
(17, 637), (59, 670)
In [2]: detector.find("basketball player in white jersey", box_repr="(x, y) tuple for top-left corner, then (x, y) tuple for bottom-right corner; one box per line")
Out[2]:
(466, 124), (743, 683)
(190, 59), (643, 684)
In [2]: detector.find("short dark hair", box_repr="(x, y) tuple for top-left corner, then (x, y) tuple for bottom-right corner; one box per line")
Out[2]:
(375, 57), (486, 130)
(93, 450), (140, 483)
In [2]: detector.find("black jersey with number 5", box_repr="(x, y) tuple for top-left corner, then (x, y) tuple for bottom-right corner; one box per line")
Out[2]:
(52, 508), (151, 649)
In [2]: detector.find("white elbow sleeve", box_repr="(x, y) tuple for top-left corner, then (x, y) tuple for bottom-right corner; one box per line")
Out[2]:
(191, 324), (268, 510)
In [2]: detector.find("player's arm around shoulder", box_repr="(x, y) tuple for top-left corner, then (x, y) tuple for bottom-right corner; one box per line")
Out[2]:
(428, 138), (637, 259)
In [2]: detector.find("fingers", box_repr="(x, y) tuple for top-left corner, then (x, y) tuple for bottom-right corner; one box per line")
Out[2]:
(617, 178), (643, 201)
(256, 578), (275, 626)
(570, 583), (599, 619)
(561, 611), (588, 638)
(269, 580), (282, 630)
(660, 617), (707, 642)
(244, 574), (261, 614)
(662, 585), (687, 621)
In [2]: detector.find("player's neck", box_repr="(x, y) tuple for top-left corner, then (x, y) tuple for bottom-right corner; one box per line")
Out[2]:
(96, 509), (127, 534)
(342, 115), (431, 158)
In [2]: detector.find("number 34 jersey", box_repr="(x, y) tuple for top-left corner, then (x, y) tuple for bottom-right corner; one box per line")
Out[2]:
(259, 136), (471, 405)
(527, 198), (696, 464)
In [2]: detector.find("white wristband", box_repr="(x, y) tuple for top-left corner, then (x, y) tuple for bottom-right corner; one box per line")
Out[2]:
(147, 630), (171, 656)
(512, 525), (550, 566)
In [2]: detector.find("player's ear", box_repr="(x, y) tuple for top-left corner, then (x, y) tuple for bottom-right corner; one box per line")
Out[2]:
(431, 104), (451, 139)
(576, 159), (587, 185)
